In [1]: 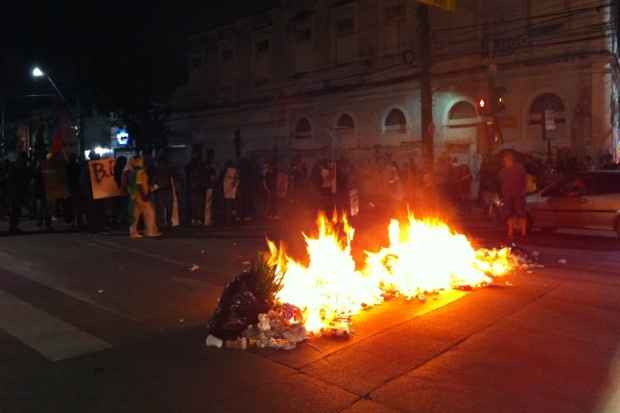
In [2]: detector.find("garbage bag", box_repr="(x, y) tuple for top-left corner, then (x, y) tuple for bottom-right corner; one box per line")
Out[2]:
(207, 271), (271, 340)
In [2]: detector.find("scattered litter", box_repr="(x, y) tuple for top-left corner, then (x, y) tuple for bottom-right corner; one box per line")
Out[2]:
(241, 305), (307, 350)
(558, 259), (567, 264)
(97, 289), (104, 294)
(206, 334), (223, 348)
(225, 337), (248, 350)
(190, 264), (200, 272)
(508, 245), (540, 270)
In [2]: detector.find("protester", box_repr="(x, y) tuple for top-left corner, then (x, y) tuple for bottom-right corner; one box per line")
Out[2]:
(498, 152), (528, 240)
(65, 153), (85, 228)
(222, 161), (240, 226)
(238, 157), (257, 222)
(152, 152), (173, 229)
(125, 155), (161, 239)
(186, 152), (208, 225)
(386, 161), (404, 214)
(261, 161), (278, 220)
(7, 152), (28, 234)
(455, 160), (472, 215)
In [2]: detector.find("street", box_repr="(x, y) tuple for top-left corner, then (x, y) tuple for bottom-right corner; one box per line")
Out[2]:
(1, 219), (620, 413)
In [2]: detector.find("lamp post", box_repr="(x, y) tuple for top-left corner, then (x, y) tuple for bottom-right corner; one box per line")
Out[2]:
(32, 67), (67, 103)
(31, 66), (84, 159)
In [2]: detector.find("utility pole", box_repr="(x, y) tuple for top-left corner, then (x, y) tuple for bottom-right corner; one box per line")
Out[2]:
(418, 4), (434, 171)
(1, 100), (5, 154)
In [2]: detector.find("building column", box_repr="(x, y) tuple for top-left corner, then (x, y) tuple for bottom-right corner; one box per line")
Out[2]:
(591, 63), (613, 160)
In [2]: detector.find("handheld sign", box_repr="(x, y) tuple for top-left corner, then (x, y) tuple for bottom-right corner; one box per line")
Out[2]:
(89, 158), (121, 199)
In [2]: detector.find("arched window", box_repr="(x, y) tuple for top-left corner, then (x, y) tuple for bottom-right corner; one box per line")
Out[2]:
(336, 113), (355, 130)
(529, 93), (566, 125)
(384, 108), (407, 132)
(295, 118), (312, 140)
(448, 101), (477, 120)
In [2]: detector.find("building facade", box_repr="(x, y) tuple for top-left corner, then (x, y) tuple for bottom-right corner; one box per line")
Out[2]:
(169, 0), (619, 173)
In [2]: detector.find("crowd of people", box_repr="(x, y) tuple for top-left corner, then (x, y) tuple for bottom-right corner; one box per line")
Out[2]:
(0, 148), (617, 238)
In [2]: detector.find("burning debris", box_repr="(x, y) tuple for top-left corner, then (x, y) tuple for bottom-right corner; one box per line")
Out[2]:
(508, 244), (544, 270)
(206, 213), (518, 351)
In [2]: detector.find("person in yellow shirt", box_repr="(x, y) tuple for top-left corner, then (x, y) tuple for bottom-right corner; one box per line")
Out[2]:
(126, 156), (161, 239)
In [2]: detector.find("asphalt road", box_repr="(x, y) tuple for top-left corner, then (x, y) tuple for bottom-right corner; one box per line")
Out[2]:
(1, 216), (620, 412)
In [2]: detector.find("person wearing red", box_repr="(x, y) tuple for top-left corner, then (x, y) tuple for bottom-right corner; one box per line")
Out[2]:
(498, 152), (528, 240)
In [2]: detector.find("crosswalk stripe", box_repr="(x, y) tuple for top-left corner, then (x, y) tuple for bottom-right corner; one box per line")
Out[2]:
(0, 289), (111, 361)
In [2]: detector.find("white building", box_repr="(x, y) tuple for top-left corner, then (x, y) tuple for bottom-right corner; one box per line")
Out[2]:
(169, 0), (620, 172)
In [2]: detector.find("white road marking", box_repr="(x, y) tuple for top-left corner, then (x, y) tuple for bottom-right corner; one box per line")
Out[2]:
(0, 289), (110, 361)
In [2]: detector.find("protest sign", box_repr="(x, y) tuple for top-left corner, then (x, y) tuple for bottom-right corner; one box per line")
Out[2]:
(89, 158), (121, 200)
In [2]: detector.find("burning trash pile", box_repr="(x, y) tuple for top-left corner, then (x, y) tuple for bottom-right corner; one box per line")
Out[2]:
(206, 213), (517, 351)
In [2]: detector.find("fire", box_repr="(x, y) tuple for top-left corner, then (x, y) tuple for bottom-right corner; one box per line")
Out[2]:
(268, 213), (513, 334)
(268, 213), (384, 333)
(364, 216), (512, 299)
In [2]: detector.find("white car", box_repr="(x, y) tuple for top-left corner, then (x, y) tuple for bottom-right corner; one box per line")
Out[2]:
(526, 171), (620, 236)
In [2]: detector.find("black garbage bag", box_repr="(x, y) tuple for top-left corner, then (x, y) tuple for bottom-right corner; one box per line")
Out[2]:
(207, 271), (272, 340)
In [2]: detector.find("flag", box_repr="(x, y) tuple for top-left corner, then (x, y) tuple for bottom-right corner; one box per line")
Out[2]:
(50, 113), (70, 154)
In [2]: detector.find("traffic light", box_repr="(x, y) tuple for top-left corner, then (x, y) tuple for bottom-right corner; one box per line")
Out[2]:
(494, 86), (506, 114)
(478, 87), (506, 116)
(478, 98), (490, 116)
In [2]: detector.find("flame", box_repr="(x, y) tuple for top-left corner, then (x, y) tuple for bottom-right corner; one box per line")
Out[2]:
(268, 213), (384, 333)
(268, 213), (513, 334)
(364, 216), (512, 299)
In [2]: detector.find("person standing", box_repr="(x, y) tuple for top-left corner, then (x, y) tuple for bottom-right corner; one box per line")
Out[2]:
(456, 160), (472, 216)
(126, 156), (161, 239)
(7, 153), (28, 234)
(186, 153), (207, 225)
(498, 152), (528, 240)
(66, 153), (85, 229)
(153, 152), (173, 229)
(386, 161), (404, 215)
(222, 161), (240, 226)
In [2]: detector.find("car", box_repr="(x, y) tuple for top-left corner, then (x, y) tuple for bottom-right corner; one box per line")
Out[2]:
(526, 170), (620, 236)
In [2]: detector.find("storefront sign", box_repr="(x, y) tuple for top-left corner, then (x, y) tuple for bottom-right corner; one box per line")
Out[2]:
(89, 158), (121, 200)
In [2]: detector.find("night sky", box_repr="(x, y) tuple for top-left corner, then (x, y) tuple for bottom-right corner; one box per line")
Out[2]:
(1, 1), (275, 117)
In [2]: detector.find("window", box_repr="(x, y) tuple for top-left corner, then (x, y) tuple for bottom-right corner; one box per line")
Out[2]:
(590, 174), (620, 195)
(221, 49), (234, 62)
(191, 55), (202, 69)
(337, 114), (355, 129)
(529, 93), (566, 124)
(333, 4), (357, 63)
(336, 113), (356, 148)
(256, 39), (270, 55)
(254, 35), (271, 87)
(384, 109), (407, 133)
(296, 27), (312, 44)
(448, 101), (478, 120)
(336, 17), (355, 37)
(383, 1), (406, 52)
(295, 118), (312, 140)
(385, 4), (405, 23)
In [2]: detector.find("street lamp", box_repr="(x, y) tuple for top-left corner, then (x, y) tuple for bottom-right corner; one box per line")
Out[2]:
(30, 65), (84, 159)
(31, 66), (66, 103)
